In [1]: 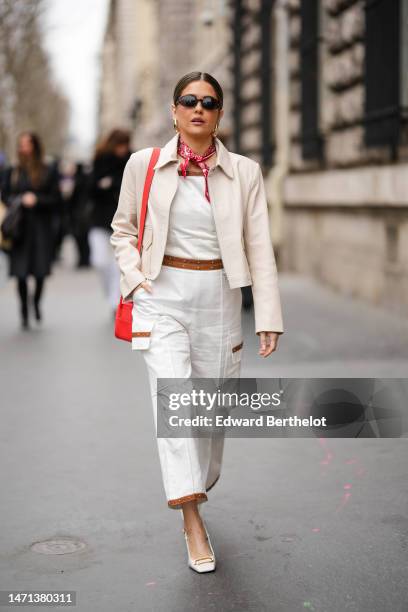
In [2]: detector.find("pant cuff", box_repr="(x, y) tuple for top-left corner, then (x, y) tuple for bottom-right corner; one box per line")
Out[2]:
(167, 492), (208, 509)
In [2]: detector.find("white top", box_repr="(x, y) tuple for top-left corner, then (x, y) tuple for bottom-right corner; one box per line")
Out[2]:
(164, 175), (221, 259)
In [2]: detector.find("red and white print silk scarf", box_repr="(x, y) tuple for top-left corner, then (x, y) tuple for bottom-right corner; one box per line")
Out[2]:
(177, 136), (216, 203)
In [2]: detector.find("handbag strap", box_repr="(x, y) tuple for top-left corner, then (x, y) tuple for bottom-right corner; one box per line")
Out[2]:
(137, 147), (161, 253)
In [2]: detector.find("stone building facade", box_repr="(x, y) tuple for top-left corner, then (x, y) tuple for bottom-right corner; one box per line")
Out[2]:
(229, 0), (285, 248)
(98, 0), (408, 315)
(98, 0), (233, 149)
(98, 0), (158, 143)
(230, 0), (408, 315)
(283, 0), (408, 315)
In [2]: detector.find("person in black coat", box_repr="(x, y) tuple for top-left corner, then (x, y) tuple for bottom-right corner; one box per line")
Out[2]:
(88, 129), (131, 315)
(0, 131), (61, 329)
(60, 160), (91, 268)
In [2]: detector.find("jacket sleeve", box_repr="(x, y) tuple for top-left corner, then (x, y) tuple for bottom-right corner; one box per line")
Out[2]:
(243, 163), (284, 335)
(110, 155), (145, 301)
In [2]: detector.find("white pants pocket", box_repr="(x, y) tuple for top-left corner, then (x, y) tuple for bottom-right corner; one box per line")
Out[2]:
(131, 313), (157, 350)
(230, 333), (244, 365)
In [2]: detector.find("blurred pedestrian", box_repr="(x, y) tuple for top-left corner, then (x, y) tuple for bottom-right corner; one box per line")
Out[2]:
(0, 150), (9, 287)
(0, 151), (7, 184)
(51, 156), (66, 262)
(60, 160), (91, 268)
(89, 129), (131, 315)
(0, 131), (61, 329)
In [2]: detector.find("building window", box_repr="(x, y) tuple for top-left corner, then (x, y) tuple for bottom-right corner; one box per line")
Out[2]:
(364, 0), (406, 154)
(300, 0), (323, 160)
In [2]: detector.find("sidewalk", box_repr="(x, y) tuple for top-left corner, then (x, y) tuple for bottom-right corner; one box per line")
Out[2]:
(0, 238), (407, 612)
(242, 274), (408, 378)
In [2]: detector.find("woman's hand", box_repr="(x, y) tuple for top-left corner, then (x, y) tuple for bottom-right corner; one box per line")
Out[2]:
(258, 331), (279, 358)
(134, 280), (153, 294)
(123, 281), (153, 303)
(21, 192), (37, 207)
(97, 176), (113, 189)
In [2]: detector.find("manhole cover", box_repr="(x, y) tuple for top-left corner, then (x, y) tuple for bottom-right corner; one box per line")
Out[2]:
(31, 538), (86, 555)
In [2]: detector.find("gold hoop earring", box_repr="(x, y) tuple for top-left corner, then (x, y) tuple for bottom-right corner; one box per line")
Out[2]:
(173, 118), (179, 132)
(212, 124), (219, 137)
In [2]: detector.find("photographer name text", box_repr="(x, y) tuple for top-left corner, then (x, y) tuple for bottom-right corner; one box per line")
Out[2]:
(168, 415), (327, 428)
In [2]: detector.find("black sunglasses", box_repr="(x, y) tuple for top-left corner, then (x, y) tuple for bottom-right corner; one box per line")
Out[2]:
(176, 94), (221, 111)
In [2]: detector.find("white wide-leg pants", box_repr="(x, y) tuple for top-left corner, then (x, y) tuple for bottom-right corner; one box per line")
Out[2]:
(89, 227), (121, 309)
(132, 264), (243, 509)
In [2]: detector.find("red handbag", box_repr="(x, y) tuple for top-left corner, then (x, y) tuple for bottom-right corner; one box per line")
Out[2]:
(114, 147), (161, 342)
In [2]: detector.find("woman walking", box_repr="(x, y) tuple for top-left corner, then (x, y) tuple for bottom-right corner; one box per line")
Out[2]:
(110, 72), (284, 572)
(1, 131), (60, 329)
(89, 129), (131, 316)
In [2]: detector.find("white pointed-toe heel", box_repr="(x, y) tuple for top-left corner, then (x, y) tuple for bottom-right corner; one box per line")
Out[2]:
(183, 522), (216, 573)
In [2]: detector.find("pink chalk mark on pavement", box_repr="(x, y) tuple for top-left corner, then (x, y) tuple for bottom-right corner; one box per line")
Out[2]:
(318, 437), (334, 465)
(335, 491), (352, 513)
(334, 485), (353, 513)
(345, 456), (367, 475)
(316, 442), (368, 515)
(346, 456), (367, 478)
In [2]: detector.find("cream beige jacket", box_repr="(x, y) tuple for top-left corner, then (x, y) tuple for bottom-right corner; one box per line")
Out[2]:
(110, 133), (284, 335)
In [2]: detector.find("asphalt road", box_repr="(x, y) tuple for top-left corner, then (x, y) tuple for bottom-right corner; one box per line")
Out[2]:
(1, 239), (407, 612)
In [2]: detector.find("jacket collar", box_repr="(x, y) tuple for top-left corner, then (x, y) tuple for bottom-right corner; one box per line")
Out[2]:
(153, 132), (234, 179)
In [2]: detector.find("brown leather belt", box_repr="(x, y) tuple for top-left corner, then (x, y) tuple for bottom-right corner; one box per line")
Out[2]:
(162, 254), (224, 270)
